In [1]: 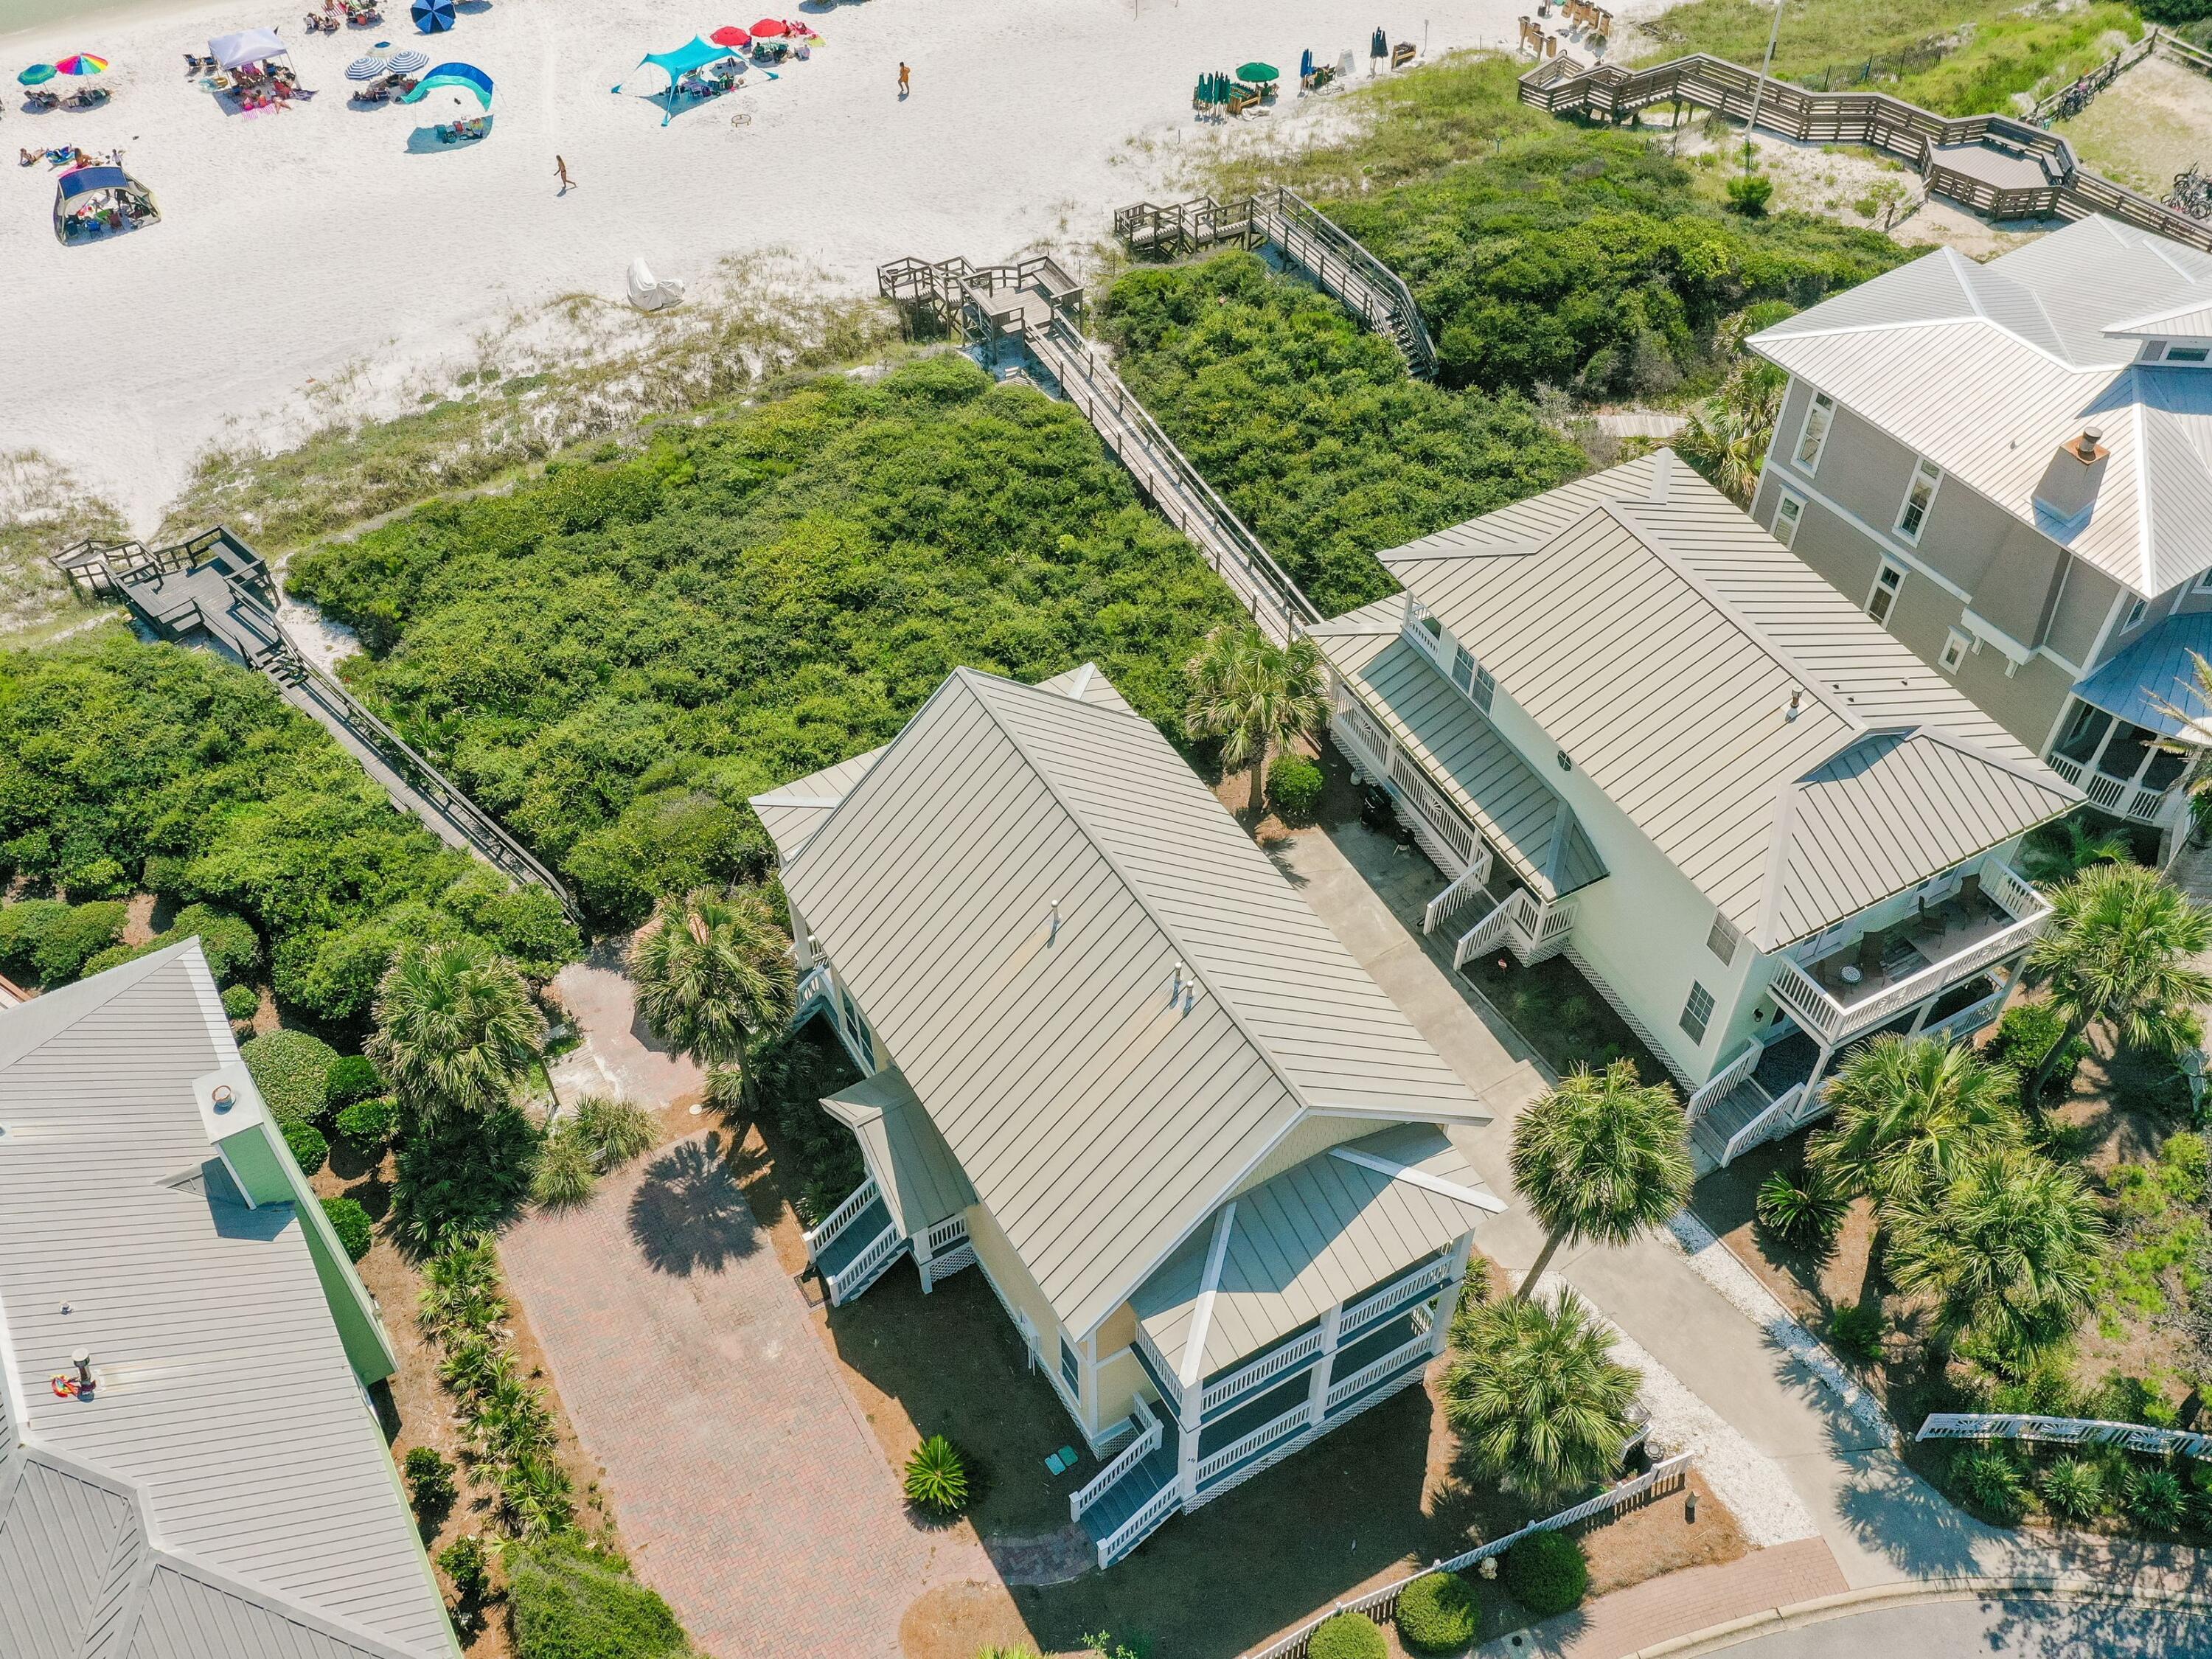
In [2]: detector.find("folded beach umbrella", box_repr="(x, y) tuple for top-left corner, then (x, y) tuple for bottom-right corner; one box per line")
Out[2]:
(386, 47), (428, 71)
(55, 53), (108, 75)
(346, 52), (389, 78)
(709, 24), (750, 46)
(18, 63), (56, 84)
(748, 17), (787, 35)
(411, 0), (456, 33)
(1301, 48), (1313, 78)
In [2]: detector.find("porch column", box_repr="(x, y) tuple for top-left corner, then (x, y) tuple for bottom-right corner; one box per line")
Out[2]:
(1994, 950), (2031, 1007)
(914, 1228), (936, 1294)
(1176, 1379), (1202, 1502)
(1306, 1301), (1343, 1427)
(1431, 1232), (1476, 1359)
(1904, 990), (1944, 1037)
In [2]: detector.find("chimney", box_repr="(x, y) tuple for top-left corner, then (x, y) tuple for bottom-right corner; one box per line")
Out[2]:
(2034, 425), (2108, 524)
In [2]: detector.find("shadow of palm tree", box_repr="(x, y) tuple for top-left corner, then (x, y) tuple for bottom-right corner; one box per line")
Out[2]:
(627, 1137), (759, 1275)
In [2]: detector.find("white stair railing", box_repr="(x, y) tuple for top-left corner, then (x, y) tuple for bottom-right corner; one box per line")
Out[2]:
(1450, 891), (1524, 970)
(803, 1176), (882, 1264)
(1096, 1480), (1184, 1568)
(1071, 1400), (1162, 1522)
(1686, 1038), (1764, 1130)
(825, 1221), (906, 1306)
(1722, 1082), (1808, 1166)
(1422, 855), (1493, 934)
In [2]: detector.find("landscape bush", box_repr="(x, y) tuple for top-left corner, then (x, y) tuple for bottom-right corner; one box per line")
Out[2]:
(404, 1446), (457, 1519)
(221, 983), (261, 1023)
(1950, 1447), (2028, 1522)
(1305, 1610), (1387, 1659)
(2037, 1455), (2105, 1523)
(242, 1029), (339, 1127)
(1266, 753), (1326, 824)
(506, 1534), (690, 1659)
(1827, 1299), (1888, 1364)
(1500, 1529), (1588, 1616)
(571, 1096), (658, 1166)
(326, 1054), (385, 1110)
(1986, 1001), (2089, 1101)
(286, 357), (1245, 928)
(168, 903), (262, 984)
(0, 898), (127, 987)
(2124, 1464), (2187, 1531)
(437, 1534), (491, 1602)
(337, 1095), (400, 1151)
(1723, 174), (1774, 215)
(531, 1125), (599, 1210)
(748, 1025), (867, 1225)
(389, 1105), (542, 1251)
(1753, 1166), (1848, 1252)
(903, 1434), (970, 1515)
(1394, 1570), (1480, 1652)
(282, 1120), (329, 1178)
(321, 1195), (373, 1262)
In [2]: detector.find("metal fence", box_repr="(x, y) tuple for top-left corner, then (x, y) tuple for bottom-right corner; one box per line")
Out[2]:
(1917, 1412), (2212, 1461)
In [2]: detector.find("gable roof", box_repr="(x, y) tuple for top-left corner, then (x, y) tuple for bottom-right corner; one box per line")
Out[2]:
(821, 1068), (976, 1237)
(1379, 452), (2076, 950)
(0, 944), (456, 1659)
(1750, 216), (2212, 597)
(757, 667), (1487, 1339)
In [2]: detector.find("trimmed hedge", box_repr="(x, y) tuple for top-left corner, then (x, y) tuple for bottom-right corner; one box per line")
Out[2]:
(282, 1120), (329, 1178)
(321, 1195), (373, 1262)
(1502, 1530), (1587, 1617)
(1267, 754), (1326, 824)
(169, 904), (262, 985)
(507, 1535), (690, 1659)
(1396, 1571), (1479, 1653)
(0, 899), (128, 987)
(326, 1054), (385, 1110)
(221, 983), (261, 1022)
(241, 1029), (339, 1126)
(1307, 1611), (1387, 1659)
(337, 1096), (400, 1150)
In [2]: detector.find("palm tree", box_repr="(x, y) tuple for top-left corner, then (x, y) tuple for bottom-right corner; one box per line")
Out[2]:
(2025, 863), (2212, 1098)
(1183, 625), (1327, 813)
(629, 888), (793, 1106)
(1677, 364), (1782, 506)
(368, 943), (542, 1125)
(2019, 815), (2129, 887)
(1885, 1146), (2106, 1355)
(2149, 649), (2212, 873)
(1509, 1059), (1692, 1297)
(1441, 1288), (1642, 1500)
(1807, 1034), (2023, 1206)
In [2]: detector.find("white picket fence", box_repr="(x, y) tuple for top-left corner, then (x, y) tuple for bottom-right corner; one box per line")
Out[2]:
(1917, 1412), (2212, 1461)
(1239, 1452), (1695, 1659)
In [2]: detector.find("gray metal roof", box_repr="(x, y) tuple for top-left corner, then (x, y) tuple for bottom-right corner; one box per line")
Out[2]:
(1133, 1123), (1493, 1383)
(766, 666), (1488, 1340)
(0, 943), (455, 1659)
(822, 1068), (976, 1236)
(1751, 217), (2212, 597)
(1380, 453), (2076, 949)
(1309, 602), (1607, 900)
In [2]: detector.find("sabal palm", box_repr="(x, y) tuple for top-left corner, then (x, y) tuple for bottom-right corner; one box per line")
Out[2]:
(1183, 625), (1327, 811)
(1680, 367), (1780, 505)
(628, 887), (793, 1072)
(368, 943), (541, 1125)
(1886, 1146), (2105, 1354)
(1808, 1034), (2023, 1205)
(2025, 863), (2212, 1096)
(2020, 815), (2129, 887)
(1442, 1288), (1642, 1500)
(1510, 1059), (1692, 1296)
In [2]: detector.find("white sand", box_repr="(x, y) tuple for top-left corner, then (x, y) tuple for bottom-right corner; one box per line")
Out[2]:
(1, 0), (1568, 531)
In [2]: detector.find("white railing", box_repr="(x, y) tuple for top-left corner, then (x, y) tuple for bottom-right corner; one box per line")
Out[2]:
(2048, 753), (2171, 824)
(794, 962), (833, 1012)
(825, 1222), (905, 1305)
(1239, 1452), (1696, 1658)
(1981, 858), (2041, 920)
(1072, 1400), (1163, 1522)
(1340, 1257), (1454, 1341)
(803, 1176), (882, 1264)
(1722, 1082), (1809, 1167)
(1324, 1332), (1433, 1413)
(1916, 1412), (2212, 1460)
(1202, 1327), (1326, 1416)
(1422, 855), (1494, 935)
(1920, 988), (2007, 1047)
(922, 1213), (969, 1254)
(1096, 1478), (1185, 1568)
(1451, 891), (1527, 970)
(1388, 745), (1479, 869)
(1530, 897), (1576, 953)
(1197, 1402), (1311, 1486)
(1686, 1039), (1764, 1130)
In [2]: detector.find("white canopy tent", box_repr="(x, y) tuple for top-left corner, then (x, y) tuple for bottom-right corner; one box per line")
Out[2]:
(209, 27), (289, 69)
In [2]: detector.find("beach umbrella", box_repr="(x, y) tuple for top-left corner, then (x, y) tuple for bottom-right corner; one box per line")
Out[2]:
(55, 53), (108, 75)
(1238, 61), (1276, 81)
(386, 48), (428, 71)
(1301, 48), (1313, 79)
(748, 17), (787, 35)
(709, 24), (750, 46)
(346, 53), (390, 78)
(411, 0), (455, 32)
(18, 63), (56, 84)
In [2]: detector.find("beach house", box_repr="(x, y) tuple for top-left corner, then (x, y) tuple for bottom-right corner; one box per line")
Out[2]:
(1312, 452), (2078, 1169)
(1746, 215), (2212, 840)
(0, 940), (456, 1659)
(749, 665), (1503, 1569)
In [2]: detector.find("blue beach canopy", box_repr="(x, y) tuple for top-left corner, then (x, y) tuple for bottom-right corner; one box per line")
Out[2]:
(637, 35), (728, 84)
(411, 0), (456, 32)
(398, 59), (492, 105)
(58, 165), (131, 200)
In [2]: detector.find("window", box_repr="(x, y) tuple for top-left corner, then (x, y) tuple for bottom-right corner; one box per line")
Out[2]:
(1450, 644), (1475, 695)
(2170, 345), (2211, 364)
(1680, 981), (1715, 1044)
(2196, 569), (2212, 594)
(1939, 629), (1969, 673)
(1773, 491), (1805, 548)
(1060, 1335), (1080, 1395)
(1894, 459), (1942, 544)
(1865, 559), (1906, 626)
(1470, 664), (1495, 714)
(2123, 597), (2148, 631)
(1792, 392), (1835, 473)
(1705, 914), (1740, 967)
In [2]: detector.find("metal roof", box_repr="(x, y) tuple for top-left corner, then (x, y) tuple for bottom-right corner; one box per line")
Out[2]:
(1309, 602), (1606, 900)
(763, 666), (1488, 1340)
(1132, 1123), (1495, 1383)
(2072, 608), (2212, 738)
(1751, 217), (2212, 597)
(0, 944), (456, 1659)
(821, 1068), (976, 1236)
(1380, 453), (2076, 949)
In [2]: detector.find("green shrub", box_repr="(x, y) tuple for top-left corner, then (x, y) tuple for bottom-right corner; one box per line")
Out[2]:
(419, 1240), (506, 1340)
(904, 1434), (970, 1514)
(1951, 1447), (2028, 1522)
(221, 983), (260, 1022)
(326, 1054), (385, 1110)
(1724, 174), (1774, 215)
(437, 1534), (491, 1601)
(0, 899), (68, 980)
(241, 1029), (339, 1126)
(2037, 1455), (2106, 1523)
(507, 1534), (689, 1659)
(1827, 1300), (1887, 1365)
(532, 1127), (599, 1210)
(1502, 1529), (1587, 1616)
(168, 904), (261, 985)
(403, 1445), (456, 1516)
(338, 1096), (400, 1151)
(389, 1105), (542, 1251)
(1988, 1001), (2088, 1100)
(282, 1120), (328, 1178)
(1754, 1166), (1848, 1252)
(1394, 1571), (1479, 1652)
(321, 1195), (373, 1262)
(80, 940), (157, 979)
(2, 899), (130, 987)
(573, 1096), (658, 1166)
(1306, 1611), (1387, 1659)
(2124, 1464), (2187, 1531)
(1267, 754), (1326, 824)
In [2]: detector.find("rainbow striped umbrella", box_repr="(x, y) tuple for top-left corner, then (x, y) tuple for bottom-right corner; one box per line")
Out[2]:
(55, 53), (108, 75)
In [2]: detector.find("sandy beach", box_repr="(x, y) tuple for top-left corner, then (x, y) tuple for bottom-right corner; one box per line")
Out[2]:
(1, 0), (1571, 532)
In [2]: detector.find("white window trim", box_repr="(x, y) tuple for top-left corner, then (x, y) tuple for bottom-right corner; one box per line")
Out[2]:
(1939, 628), (1969, 673)
(2195, 569), (2212, 594)
(1680, 981), (1714, 1044)
(1792, 390), (1835, 475)
(1773, 490), (1806, 548)
(2123, 597), (2148, 631)
(1893, 458), (1943, 546)
(1866, 557), (1907, 625)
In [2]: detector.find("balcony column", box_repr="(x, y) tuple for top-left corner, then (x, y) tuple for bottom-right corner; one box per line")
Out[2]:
(1994, 950), (2031, 1008)
(1175, 1377), (1202, 1502)
(1306, 1301), (1344, 1427)
(1431, 1232), (1476, 1359)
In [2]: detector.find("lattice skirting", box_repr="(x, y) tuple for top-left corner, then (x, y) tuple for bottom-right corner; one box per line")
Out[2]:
(1563, 944), (1694, 1092)
(922, 1242), (977, 1287)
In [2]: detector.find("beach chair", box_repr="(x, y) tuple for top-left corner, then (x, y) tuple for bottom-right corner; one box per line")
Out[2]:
(1391, 41), (1416, 68)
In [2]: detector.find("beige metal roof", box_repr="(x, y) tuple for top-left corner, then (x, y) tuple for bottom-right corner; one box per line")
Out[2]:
(1751, 217), (2212, 597)
(1310, 602), (1606, 900)
(1381, 453), (2076, 950)
(822, 1068), (976, 1236)
(1133, 1124), (1494, 1383)
(769, 666), (1487, 1340)
(751, 664), (1132, 865)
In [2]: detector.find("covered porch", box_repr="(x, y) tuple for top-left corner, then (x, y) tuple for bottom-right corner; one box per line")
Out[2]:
(803, 1067), (978, 1304)
(2048, 615), (2211, 830)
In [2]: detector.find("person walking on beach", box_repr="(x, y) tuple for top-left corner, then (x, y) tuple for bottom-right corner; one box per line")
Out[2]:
(554, 154), (575, 193)
(897, 60), (911, 98)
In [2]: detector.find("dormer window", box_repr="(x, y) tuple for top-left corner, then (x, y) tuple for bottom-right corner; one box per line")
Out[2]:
(1793, 392), (1835, 473)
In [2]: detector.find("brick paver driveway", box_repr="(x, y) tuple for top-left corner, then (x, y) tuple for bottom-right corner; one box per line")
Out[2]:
(501, 1131), (995, 1659)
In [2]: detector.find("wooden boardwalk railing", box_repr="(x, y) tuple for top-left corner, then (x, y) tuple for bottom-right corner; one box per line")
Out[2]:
(1518, 52), (2212, 254)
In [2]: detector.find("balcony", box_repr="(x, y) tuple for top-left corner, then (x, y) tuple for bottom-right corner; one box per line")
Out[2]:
(1767, 860), (2045, 1045)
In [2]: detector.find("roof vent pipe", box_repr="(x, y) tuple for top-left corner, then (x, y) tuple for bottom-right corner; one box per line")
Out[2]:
(1171, 961), (1185, 1002)
(1047, 900), (1061, 944)
(1786, 689), (1803, 722)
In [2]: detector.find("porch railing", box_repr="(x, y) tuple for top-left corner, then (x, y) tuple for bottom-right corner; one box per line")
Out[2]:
(794, 963), (833, 1013)
(1422, 855), (1494, 934)
(1686, 1038), (1763, 1131)
(1201, 1327), (1326, 1416)
(1197, 1402), (1310, 1487)
(2043, 752), (2171, 824)
(922, 1213), (969, 1255)
(1340, 1256), (1454, 1343)
(1097, 1478), (1185, 1568)
(1451, 891), (1527, 970)
(1072, 1399), (1164, 1523)
(1916, 1411), (2212, 1461)
(825, 1221), (906, 1305)
(1920, 988), (2007, 1047)
(1323, 1332), (1433, 1413)
(803, 1175), (882, 1264)
(1722, 1081), (1810, 1167)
